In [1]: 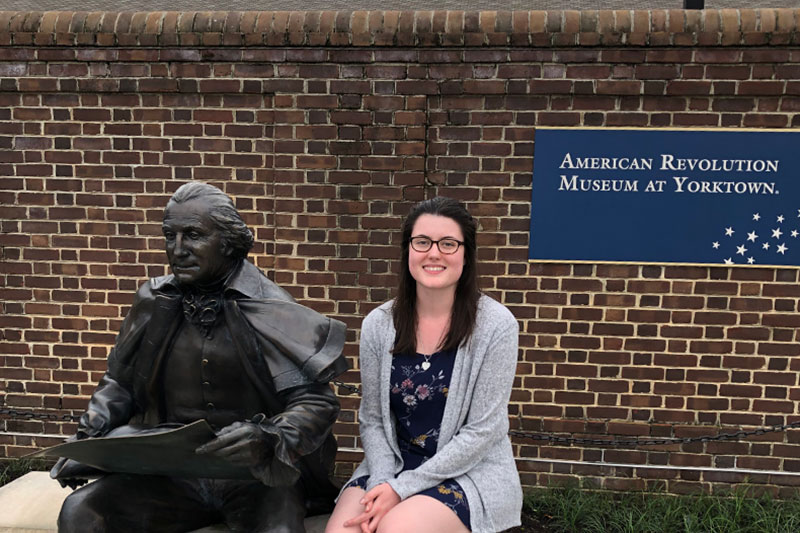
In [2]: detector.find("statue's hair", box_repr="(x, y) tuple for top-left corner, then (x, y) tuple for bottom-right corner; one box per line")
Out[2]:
(167, 182), (254, 259)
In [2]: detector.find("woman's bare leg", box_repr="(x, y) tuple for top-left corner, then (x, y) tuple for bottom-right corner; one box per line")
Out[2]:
(376, 495), (470, 533)
(325, 486), (368, 533)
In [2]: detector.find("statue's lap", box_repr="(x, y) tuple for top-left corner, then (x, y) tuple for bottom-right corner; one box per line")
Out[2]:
(0, 472), (329, 533)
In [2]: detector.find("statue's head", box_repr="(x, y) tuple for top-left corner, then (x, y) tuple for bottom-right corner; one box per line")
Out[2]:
(162, 182), (254, 287)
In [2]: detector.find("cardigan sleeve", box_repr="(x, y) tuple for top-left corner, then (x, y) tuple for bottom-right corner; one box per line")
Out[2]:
(357, 309), (400, 490)
(387, 305), (519, 500)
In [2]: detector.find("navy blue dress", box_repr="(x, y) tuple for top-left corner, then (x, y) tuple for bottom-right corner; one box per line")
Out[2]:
(346, 348), (470, 529)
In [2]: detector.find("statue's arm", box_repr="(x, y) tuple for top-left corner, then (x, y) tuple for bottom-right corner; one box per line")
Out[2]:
(251, 382), (340, 485)
(196, 382), (339, 486)
(50, 283), (151, 487)
(49, 374), (134, 487)
(74, 373), (134, 439)
(73, 280), (161, 437)
(73, 284), (151, 438)
(268, 382), (340, 461)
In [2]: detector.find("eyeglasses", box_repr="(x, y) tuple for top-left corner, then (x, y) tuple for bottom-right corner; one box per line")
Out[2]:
(409, 236), (464, 255)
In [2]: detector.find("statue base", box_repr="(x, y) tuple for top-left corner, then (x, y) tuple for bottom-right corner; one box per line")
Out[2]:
(0, 472), (329, 532)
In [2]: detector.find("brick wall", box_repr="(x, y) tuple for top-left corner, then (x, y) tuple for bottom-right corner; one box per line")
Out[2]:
(2, 9), (800, 494)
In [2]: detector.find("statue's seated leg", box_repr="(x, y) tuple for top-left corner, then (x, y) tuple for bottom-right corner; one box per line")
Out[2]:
(219, 480), (305, 533)
(58, 474), (221, 533)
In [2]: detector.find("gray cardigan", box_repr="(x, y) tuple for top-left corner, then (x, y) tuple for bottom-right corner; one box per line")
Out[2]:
(346, 295), (522, 533)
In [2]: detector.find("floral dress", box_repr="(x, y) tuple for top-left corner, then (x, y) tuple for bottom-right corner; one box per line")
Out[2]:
(346, 348), (470, 529)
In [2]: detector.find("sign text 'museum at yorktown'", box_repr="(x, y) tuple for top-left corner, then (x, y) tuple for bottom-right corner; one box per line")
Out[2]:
(529, 128), (800, 267)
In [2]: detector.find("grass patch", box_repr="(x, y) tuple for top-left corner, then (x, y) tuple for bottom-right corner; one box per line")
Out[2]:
(0, 458), (50, 488)
(524, 485), (800, 533)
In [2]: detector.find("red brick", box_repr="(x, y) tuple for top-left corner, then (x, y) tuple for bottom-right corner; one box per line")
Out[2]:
(5, 18), (800, 494)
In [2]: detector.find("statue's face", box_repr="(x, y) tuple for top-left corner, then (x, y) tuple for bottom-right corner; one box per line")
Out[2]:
(162, 198), (231, 287)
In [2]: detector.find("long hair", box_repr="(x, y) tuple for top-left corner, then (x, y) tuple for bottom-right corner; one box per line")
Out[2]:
(392, 197), (480, 355)
(167, 182), (254, 260)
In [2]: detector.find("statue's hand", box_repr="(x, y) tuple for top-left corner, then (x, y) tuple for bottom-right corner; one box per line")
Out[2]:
(50, 457), (89, 490)
(195, 421), (277, 468)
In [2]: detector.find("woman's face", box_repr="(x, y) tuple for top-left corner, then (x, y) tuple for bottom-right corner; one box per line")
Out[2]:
(408, 214), (465, 295)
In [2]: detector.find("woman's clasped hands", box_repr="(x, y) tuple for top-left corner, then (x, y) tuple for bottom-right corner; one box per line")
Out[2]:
(342, 483), (401, 533)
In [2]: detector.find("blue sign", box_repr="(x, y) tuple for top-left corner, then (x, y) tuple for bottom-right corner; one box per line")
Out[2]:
(529, 128), (800, 267)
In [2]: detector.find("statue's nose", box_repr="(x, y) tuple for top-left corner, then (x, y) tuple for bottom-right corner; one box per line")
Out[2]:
(173, 234), (189, 256)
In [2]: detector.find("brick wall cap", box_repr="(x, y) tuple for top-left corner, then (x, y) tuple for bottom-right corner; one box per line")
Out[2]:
(1, 9), (798, 47)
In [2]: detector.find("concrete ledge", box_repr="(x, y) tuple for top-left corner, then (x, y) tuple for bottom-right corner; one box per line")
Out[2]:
(0, 10), (797, 47)
(0, 472), (72, 533)
(0, 472), (328, 533)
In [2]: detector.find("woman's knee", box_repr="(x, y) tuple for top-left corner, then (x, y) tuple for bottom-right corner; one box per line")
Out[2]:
(375, 505), (419, 533)
(324, 487), (366, 533)
(324, 514), (363, 533)
(375, 497), (469, 533)
(323, 515), (358, 533)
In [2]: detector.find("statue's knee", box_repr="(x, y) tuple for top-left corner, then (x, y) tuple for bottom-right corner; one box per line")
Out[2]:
(58, 491), (82, 525)
(58, 488), (106, 533)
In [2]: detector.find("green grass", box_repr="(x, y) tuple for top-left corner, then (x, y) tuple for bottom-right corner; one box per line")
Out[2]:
(525, 485), (800, 533)
(0, 458), (49, 487)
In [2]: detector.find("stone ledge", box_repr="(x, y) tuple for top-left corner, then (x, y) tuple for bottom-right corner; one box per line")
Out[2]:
(0, 472), (329, 533)
(0, 10), (797, 47)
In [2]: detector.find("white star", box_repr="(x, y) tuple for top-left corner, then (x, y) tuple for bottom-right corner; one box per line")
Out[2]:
(747, 231), (758, 242)
(712, 241), (720, 249)
(793, 230), (799, 238)
(762, 242), (770, 250)
(736, 245), (747, 256)
(725, 227), (735, 236)
(778, 215), (785, 223)
(772, 227), (783, 239)
(747, 257), (755, 264)
(777, 243), (788, 255)
(753, 213), (761, 221)
(797, 208), (800, 218)
(724, 258), (733, 264)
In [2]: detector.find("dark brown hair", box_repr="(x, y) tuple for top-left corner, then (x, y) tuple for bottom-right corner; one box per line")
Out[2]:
(392, 197), (480, 355)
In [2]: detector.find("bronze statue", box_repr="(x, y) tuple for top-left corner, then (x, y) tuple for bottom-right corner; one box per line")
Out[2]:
(50, 182), (348, 532)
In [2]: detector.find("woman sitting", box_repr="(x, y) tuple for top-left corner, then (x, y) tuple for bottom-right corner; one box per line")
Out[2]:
(326, 197), (522, 533)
